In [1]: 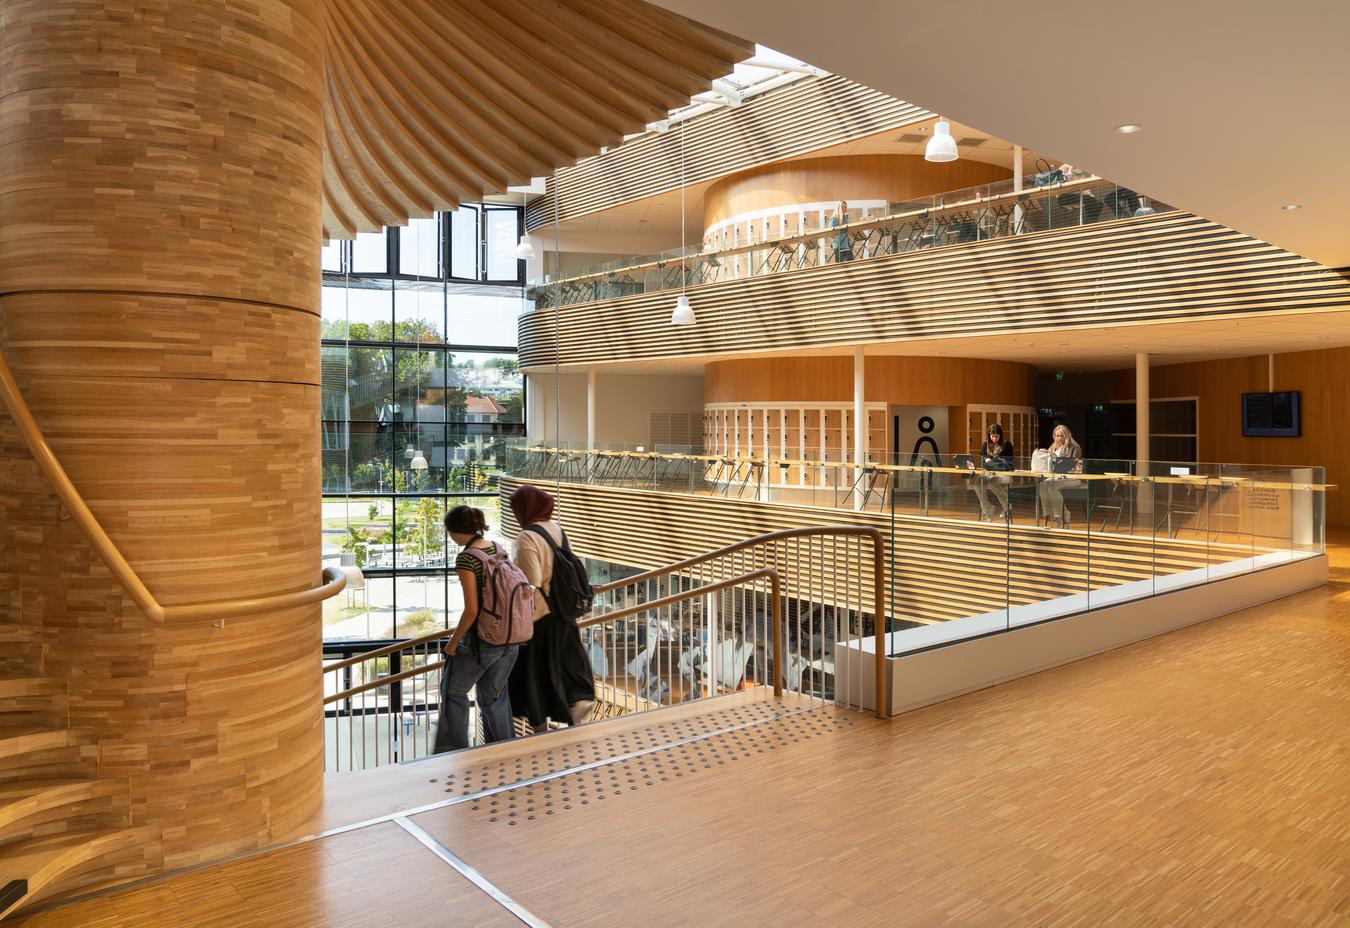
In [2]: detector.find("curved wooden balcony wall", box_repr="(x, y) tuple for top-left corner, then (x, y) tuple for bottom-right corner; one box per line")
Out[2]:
(702, 154), (1011, 234)
(524, 74), (933, 229)
(322, 0), (752, 239)
(517, 212), (1350, 369)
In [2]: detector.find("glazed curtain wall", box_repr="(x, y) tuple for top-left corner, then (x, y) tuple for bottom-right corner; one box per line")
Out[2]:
(320, 206), (527, 642)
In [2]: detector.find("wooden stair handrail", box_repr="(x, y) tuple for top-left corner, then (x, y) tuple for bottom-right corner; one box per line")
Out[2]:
(327, 524), (890, 718)
(325, 568), (784, 705)
(325, 525), (888, 674)
(0, 348), (345, 622)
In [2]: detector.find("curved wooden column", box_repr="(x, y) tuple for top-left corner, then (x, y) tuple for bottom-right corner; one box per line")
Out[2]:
(0, 0), (326, 871)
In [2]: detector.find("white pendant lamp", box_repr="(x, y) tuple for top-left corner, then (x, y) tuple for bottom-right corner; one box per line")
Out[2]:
(672, 115), (696, 326)
(515, 189), (535, 259)
(671, 293), (696, 325)
(924, 119), (959, 163)
(410, 449), (428, 471)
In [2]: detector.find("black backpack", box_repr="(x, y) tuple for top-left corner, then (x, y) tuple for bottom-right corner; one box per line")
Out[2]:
(525, 525), (594, 621)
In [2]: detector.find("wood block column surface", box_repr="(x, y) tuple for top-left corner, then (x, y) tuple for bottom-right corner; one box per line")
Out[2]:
(0, 0), (326, 871)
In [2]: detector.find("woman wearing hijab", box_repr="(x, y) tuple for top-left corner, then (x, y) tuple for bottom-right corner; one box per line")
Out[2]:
(508, 485), (596, 732)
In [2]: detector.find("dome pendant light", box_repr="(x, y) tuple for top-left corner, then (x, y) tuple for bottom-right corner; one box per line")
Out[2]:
(515, 189), (535, 259)
(672, 293), (695, 325)
(410, 449), (428, 471)
(671, 115), (696, 326)
(924, 118), (959, 163)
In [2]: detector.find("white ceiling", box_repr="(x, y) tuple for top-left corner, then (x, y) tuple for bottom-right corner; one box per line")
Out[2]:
(648, 0), (1350, 269)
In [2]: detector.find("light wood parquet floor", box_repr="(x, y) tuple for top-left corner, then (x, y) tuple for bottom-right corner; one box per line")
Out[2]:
(14, 536), (1350, 927)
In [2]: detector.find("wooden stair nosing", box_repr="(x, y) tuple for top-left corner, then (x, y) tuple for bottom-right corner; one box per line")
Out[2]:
(0, 828), (146, 921)
(0, 779), (127, 836)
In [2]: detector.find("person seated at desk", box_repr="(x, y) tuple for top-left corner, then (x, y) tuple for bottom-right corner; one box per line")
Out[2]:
(1036, 424), (1083, 528)
(971, 423), (1014, 521)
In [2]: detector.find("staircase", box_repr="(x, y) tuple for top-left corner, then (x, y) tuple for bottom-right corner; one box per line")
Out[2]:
(0, 622), (152, 921)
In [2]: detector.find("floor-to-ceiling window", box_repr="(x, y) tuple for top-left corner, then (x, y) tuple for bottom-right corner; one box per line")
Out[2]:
(320, 205), (528, 643)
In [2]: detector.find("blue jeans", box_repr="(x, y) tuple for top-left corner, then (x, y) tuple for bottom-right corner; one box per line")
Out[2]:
(434, 641), (519, 753)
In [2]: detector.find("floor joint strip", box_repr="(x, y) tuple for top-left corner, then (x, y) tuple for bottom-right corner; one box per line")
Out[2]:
(20, 700), (835, 918)
(393, 816), (553, 928)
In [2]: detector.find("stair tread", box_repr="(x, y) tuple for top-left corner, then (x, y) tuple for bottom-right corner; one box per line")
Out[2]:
(0, 828), (142, 914)
(0, 676), (61, 695)
(0, 726), (79, 757)
(0, 777), (109, 798)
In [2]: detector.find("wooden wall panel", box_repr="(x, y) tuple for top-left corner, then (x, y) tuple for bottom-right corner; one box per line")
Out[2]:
(0, 0), (326, 905)
(703, 155), (1011, 229)
(1112, 346), (1350, 526)
(519, 213), (1350, 369)
(705, 356), (1036, 407)
(525, 75), (933, 229)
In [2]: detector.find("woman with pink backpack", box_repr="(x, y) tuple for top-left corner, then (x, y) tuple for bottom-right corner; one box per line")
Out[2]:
(433, 505), (535, 752)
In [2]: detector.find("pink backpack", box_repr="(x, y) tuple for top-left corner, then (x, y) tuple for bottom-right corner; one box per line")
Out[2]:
(460, 546), (535, 646)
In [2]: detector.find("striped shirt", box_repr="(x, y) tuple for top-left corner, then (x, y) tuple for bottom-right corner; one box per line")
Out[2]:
(454, 542), (499, 599)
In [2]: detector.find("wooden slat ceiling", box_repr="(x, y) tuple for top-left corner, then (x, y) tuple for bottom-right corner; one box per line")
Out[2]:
(518, 212), (1350, 369)
(524, 74), (933, 230)
(321, 0), (753, 240)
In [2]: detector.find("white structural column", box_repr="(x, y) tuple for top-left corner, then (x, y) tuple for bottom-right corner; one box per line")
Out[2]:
(586, 368), (596, 451)
(585, 368), (597, 483)
(853, 346), (866, 511)
(1136, 352), (1153, 515)
(1013, 144), (1024, 233)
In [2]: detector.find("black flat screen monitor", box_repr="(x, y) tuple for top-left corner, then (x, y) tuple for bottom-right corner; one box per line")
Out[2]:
(1242, 391), (1300, 437)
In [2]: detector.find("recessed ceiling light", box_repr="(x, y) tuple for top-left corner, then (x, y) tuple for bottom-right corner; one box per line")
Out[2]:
(1281, 203), (1302, 211)
(1114, 124), (1142, 134)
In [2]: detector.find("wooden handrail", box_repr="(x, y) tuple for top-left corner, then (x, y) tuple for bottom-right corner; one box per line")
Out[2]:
(325, 628), (452, 674)
(593, 525), (887, 718)
(590, 525), (882, 594)
(0, 348), (346, 622)
(325, 568), (784, 705)
(325, 524), (893, 716)
(325, 657), (448, 704)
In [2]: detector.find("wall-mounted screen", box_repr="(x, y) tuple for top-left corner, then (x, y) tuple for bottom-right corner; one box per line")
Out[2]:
(1242, 391), (1300, 437)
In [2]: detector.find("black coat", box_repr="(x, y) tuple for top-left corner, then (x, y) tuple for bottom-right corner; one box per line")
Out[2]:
(979, 439), (1014, 468)
(509, 605), (595, 727)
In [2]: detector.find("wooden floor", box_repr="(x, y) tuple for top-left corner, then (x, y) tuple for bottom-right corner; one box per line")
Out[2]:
(13, 538), (1350, 927)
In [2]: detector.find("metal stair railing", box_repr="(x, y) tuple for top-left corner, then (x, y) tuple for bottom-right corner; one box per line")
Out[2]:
(321, 525), (889, 772)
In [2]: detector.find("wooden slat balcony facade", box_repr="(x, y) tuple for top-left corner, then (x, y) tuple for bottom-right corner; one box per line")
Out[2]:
(518, 211), (1350, 369)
